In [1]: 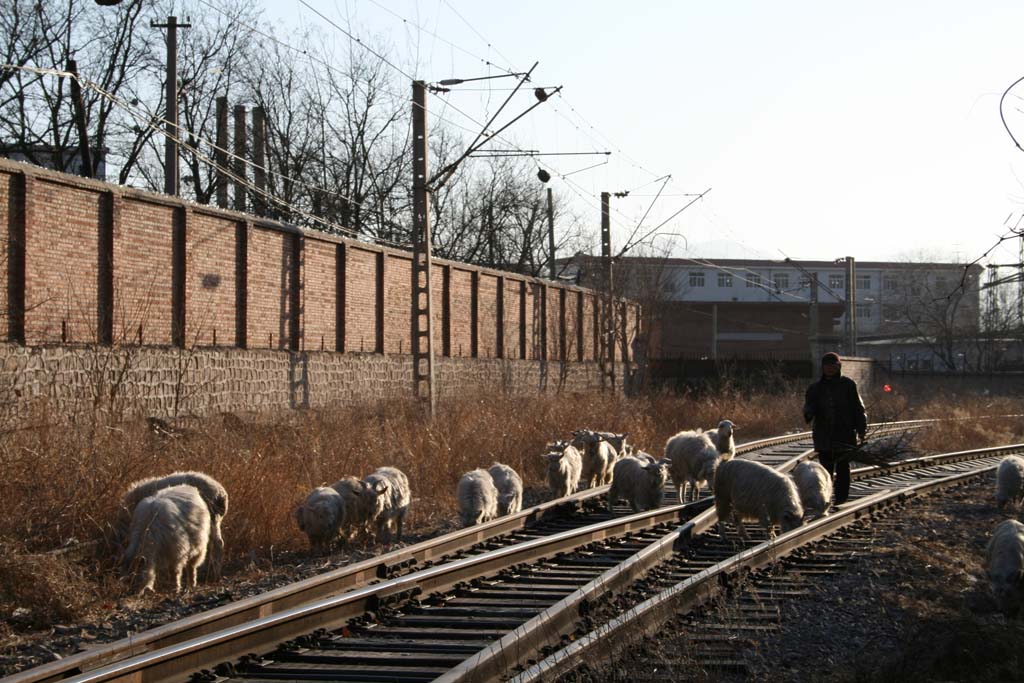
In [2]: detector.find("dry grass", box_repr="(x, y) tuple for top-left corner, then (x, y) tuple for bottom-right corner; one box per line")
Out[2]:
(0, 383), (1022, 625)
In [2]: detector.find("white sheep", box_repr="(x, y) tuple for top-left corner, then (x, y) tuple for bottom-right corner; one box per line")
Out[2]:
(581, 439), (617, 488)
(361, 467), (411, 544)
(986, 518), (1024, 615)
(119, 471), (228, 579)
(996, 455), (1024, 510)
(457, 468), (499, 527)
(792, 460), (833, 519)
(488, 462), (524, 516)
(664, 429), (720, 503)
(124, 484), (211, 594)
(714, 459), (804, 542)
(295, 486), (345, 551)
(542, 441), (583, 498)
(607, 456), (669, 513)
(331, 476), (377, 543)
(705, 420), (737, 460)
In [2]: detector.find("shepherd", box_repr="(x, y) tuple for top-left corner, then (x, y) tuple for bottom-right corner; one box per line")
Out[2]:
(803, 352), (867, 506)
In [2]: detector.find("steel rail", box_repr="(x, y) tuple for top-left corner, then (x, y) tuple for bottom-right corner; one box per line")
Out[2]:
(5, 421), (932, 683)
(510, 446), (1016, 683)
(7, 429), (832, 683)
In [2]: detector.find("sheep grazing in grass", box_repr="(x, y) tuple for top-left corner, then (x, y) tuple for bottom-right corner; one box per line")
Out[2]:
(542, 441), (583, 498)
(996, 456), (1024, 510)
(664, 429), (721, 504)
(705, 420), (737, 460)
(124, 484), (211, 595)
(488, 462), (524, 516)
(986, 519), (1024, 615)
(362, 467), (411, 545)
(119, 471), (228, 579)
(792, 461), (833, 519)
(295, 486), (345, 552)
(331, 476), (377, 543)
(458, 469), (499, 527)
(607, 456), (669, 513)
(714, 459), (804, 542)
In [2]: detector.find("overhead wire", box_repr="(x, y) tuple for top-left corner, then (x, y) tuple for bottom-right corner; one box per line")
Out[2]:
(1, 63), (412, 249)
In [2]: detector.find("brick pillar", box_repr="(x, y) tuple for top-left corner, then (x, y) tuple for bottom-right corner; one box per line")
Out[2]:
(336, 242), (346, 352)
(519, 280), (527, 360)
(375, 250), (384, 353)
(171, 206), (187, 347)
(442, 265), (451, 357)
(290, 232), (303, 351)
(496, 275), (505, 359)
(576, 291), (585, 361)
(97, 191), (116, 344)
(6, 172), (28, 343)
(235, 221), (248, 348)
(470, 270), (480, 358)
(558, 287), (567, 362)
(539, 283), (548, 361)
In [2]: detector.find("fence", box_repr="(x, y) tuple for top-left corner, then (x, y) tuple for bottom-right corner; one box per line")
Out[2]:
(0, 158), (639, 417)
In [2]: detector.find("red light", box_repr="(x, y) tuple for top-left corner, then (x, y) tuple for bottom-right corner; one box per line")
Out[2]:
(883, 384), (892, 393)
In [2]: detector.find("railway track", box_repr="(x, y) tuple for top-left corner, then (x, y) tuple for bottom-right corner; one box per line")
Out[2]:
(6, 420), (940, 683)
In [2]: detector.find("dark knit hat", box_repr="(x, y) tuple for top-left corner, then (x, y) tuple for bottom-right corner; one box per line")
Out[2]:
(822, 352), (841, 365)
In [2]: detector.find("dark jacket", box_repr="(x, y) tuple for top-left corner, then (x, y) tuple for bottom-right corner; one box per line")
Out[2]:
(803, 372), (867, 452)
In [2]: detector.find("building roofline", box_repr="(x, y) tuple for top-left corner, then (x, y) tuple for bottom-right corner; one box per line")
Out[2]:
(566, 254), (984, 273)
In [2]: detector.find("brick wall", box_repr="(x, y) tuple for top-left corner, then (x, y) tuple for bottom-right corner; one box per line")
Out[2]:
(0, 158), (638, 415)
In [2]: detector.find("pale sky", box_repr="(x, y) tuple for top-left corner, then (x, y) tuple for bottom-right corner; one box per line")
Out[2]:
(267, 1), (1024, 267)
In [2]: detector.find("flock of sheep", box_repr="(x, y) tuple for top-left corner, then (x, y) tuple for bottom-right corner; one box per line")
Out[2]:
(112, 424), (1024, 615)
(988, 455), (1024, 614)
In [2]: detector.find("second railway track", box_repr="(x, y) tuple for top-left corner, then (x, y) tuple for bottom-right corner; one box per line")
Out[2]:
(8, 419), (961, 683)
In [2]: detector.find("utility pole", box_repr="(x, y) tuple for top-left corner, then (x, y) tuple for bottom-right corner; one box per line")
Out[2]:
(1018, 233), (1023, 329)
(215, 96), (228, 208)
(233, 104), (246, 212)
(411, 81), (436, 415)
(844, 256), (857, 355)
(152, 16), (190, 196)
(809, 273), (819, 373)
(600, 191), (615, 389)
(66, 59), (93, 178)
(547, 188), (556, 280)
(252, 106), (267, 217)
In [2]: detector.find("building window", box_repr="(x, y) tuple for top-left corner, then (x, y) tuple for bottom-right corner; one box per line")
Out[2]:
(855, 303), (872, 319)
(689, 271), (705, 287)
(856, 274), (871, 290)
(799, 275), (811, 289)
(828, 273), (844, 290)
(935, 276), (948, 294)
(883, 275), (898, 291)
(717, 272), (733, 287)
(745, 273), (762, 288)
(882, 304), (904, 322)
(772, 273), (790, 291)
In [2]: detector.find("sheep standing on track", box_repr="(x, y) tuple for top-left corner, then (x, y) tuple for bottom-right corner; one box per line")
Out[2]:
(664, 429), (721, 503)
(986, 518), (1024, 615)
(295, 486), (345, 552)
(705, 420), (737, 460)
(124, 484), (211, 594)
(488, 462), (524, 516)
(573, 430), (618, 488)
(792, 461), (833, 519)
(119, 471), (228, 579)
(607, 456), (669, 513)
(542, 441), (583, 498)
(714, 459), (804, 542)
(361, 467), (411, 544)
(457, 469), (499, 527)
(996, 455), (1024, 510)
